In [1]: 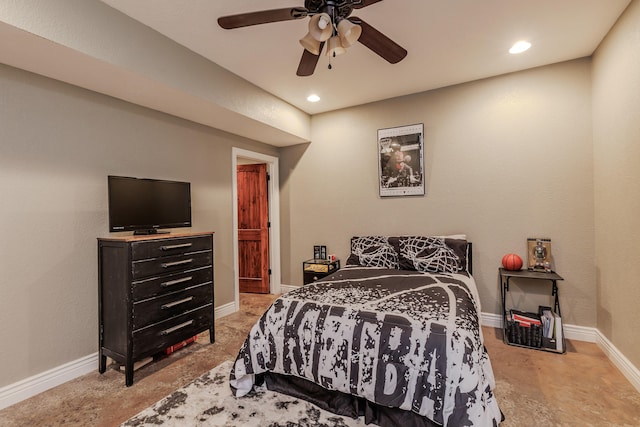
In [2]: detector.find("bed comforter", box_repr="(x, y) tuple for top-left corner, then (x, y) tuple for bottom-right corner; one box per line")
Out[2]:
(230, 266), (502, 426)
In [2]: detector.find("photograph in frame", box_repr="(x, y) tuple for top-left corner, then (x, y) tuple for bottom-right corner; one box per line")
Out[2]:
(378, 123), (425, 197)
(527, 238), (553, 271)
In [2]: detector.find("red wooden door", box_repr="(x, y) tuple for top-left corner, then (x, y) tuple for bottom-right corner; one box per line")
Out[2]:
(237, 163), (270, 293)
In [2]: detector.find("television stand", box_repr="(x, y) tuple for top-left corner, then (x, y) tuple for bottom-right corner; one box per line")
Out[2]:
(98, 231), (215, 386)
(134, 229), (170, 235)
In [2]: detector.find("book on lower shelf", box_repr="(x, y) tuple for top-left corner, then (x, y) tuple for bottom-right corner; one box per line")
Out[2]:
(552, 311), (563, 352)
(539, 306), (564, 352)
(507, 310), (543, 348)
(511, 309), (542, 326)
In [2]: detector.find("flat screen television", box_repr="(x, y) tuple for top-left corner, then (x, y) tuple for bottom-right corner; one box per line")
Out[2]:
(108, 175), (192, 234)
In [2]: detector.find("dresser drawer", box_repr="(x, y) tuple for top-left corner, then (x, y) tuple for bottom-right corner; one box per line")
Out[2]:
(132, 284), (212, 330)
(133, 305), (214, 357)
(132, 250), (212, 279)
(131, 235), (212, 261)
(132, 266), (212, 301)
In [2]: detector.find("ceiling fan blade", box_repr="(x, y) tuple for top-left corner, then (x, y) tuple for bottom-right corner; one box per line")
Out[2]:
(218, 7), (308, 29)
(296, 43), (325, 76)
(352, 0), (384, 9)
(351, 17), (407, 64)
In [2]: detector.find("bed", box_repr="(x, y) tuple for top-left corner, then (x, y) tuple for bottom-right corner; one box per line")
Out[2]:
(230, 235), (503, 426)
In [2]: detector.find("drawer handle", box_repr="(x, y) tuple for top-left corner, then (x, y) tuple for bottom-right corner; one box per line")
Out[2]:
(160, 320), (193, 335)
(161, 259), (193, 268)
(161, 296), (194, 310)
(160, 243), (193, 251)
(161, 276), (193, 288)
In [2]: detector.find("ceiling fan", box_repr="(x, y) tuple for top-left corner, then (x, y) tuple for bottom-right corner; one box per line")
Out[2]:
(218, 0), (407, 76)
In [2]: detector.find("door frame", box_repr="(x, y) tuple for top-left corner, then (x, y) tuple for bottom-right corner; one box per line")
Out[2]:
(231, 148), (281, 309)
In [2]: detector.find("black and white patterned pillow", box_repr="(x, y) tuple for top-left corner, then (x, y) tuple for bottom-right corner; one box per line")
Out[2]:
(398, 236), (467, 273)
(346, 236), (399, 268)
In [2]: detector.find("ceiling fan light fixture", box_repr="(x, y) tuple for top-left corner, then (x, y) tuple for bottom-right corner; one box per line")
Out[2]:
(309, 13), (332, 41)
(337, 19), (362, 48)
(299, 33), (322, 55)
(218, 3), (408, 76)
(326, 35), (346, 57)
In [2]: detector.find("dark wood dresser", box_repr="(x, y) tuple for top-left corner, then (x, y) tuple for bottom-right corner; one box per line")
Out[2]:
(97, 231), (214, 386)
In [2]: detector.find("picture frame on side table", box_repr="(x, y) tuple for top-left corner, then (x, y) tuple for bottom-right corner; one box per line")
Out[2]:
(313, 245), (327, 260)
(378, 123), (425, 197)
(527, 238), (553, 271)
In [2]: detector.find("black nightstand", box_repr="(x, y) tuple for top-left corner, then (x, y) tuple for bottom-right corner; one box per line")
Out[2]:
(303, 259), (340, 285)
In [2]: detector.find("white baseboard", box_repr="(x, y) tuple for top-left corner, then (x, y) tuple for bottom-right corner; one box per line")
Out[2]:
(481, 312), (503, 329)
(596, 330), (640, 393)
(0, 303), (237, 411)
(563, 323), (597, 343)
(2, 307), (637, 411)
(0, 352), (98, 411)
(214, 300), (237, 319)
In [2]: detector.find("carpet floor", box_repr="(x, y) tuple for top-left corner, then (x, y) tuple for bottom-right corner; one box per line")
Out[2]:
(120, 360), (365, 426)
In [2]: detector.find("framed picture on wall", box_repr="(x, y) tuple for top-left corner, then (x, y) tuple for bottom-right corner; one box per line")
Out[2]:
(378, 123), (425, 197)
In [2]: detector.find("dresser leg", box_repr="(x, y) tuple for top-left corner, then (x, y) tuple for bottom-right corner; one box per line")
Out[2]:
(125, 364), (134, 387)
(99, 351), (107, 374)
(209, 325), (215, 343)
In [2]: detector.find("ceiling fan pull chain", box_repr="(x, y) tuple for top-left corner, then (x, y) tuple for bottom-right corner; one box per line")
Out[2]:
(328, 5), (336, 70)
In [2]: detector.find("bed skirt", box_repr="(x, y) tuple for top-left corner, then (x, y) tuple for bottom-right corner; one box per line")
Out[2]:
(263, 372), (441, 427)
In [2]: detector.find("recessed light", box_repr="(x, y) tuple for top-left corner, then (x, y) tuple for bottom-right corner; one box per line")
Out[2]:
(509, 41), (531, 54)
(307, 94), (320, 102)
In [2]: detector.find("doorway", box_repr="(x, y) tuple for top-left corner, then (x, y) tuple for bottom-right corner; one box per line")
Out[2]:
(237, 163), (269, 293)
(231, 149), (281, 310)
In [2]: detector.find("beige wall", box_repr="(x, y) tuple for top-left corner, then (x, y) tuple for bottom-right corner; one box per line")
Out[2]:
(592, 0), (640, 368)
(281, 59), (595, 325)
(0, 63), (278, 387)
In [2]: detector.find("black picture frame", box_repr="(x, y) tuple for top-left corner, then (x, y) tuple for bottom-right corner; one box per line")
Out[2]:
(378, 123), (425, 197)
(313, 245), (327, 260)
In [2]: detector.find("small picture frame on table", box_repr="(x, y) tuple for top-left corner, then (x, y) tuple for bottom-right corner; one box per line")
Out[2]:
(313, 245), (327, 260)
(527, 238), (552, 271)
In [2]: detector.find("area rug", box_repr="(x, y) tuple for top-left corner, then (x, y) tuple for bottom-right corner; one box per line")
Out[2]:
(120, 360), (365, 426)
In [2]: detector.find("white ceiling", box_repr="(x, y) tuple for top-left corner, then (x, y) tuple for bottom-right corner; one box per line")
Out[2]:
(99, 0), (631, 115)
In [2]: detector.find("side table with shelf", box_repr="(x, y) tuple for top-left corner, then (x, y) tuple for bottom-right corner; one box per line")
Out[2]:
(499, 268), (566, 353)
(303, 259), (340, 285)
